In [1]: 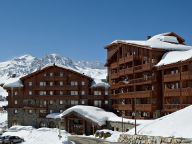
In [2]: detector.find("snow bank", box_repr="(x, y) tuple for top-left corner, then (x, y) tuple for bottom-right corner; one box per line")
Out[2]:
(111, 32), (192, 51)
(127, 105), (192, 138)
(3, 77), (23, 88)
(156, 49), (192, 66)
(46, 113), (61, 119)
(3, 126), (71, 144)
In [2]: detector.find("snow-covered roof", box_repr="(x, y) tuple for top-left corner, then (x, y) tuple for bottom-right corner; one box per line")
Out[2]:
(59, 105), (118, 126)
(91, 79), (110, 88)
(128, 105), (192, 138)
(110, 32), (192, 51)
(3, 77), (23, 88)
(156, 49), (192, 67)
(46, 113), (61, 119)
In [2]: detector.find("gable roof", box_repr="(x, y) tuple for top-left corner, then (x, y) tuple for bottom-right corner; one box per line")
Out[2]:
(106, 32), (192, 51)
(21, 63), (93, 81)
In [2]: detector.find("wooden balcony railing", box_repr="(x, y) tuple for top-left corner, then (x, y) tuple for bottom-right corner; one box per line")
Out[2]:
(164, 89), (180, 97)
(128, 76), (155, 85)
(134, 64), (151, 72)
(135, 104), (153, 111)
(119, 69), (125, 76)
(181, 71), (192, 80)
(124, 55), (134, 63)
(110, 72), (119, 79)
(181, 87), (192, 96)
(124, 67), (133, 75)
(112, 104), (133, 111)
(163, 104), (180, 111)
(111, 62), (118, 68)
(133, 91), (153, 98)
(163, 73), (180, 82)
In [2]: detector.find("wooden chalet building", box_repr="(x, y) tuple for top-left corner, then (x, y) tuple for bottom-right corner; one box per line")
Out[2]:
(105, 32), (192, 119)
(3, 64), (110, 128)
(156, 50), (192, 115)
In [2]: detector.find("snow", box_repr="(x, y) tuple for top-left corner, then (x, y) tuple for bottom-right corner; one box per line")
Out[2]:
(156, 49), (192, 66)
(0, 86), (8, 97)
(91, 79), (109, 88)
(57, 105), (151, 126)
(2, 125), (72, 144)
(46, 113), (61, 119)
(3, 77), (23, 88)
(0, 101), (8, 107)
(111, 32), (192, 51)
(127, 105), (192, 138)
(59, 105), (118, 126)
(0, 111), (7, 134)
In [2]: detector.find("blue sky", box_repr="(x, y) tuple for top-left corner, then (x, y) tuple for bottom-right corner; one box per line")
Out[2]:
(0, 0), (192, 62)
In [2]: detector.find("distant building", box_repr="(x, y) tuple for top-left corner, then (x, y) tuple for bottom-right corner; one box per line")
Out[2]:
(3, 64), (110, 128)
(105, 32), (192, 119)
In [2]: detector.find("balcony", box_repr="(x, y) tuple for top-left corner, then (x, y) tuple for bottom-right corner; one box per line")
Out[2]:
(133, 91), (153, 98)
(111, 72), (119, 79)
(124, 67), (133, 75)
(129, 76), (155, 85)
(112, 104), (133, 111)
(111, 62), (118, 69)
(124, 55), (134, 63)
(181, 71), (192, 80)
(134, 64), (151, 73)
(118, 57), (125, 64)
(135, 104), (154, 111)
(163, 104), (181, 112)
(182, 87), (192, 96)
(164, 88), (180, 97)
(163, 73), (180, 82)
(119, 69), (125, 76)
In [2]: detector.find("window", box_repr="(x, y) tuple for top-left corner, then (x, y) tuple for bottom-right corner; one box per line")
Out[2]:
(60, 72), (63, 77)
(60, 109), (63, 113)
(94, 100), (102, 107)
(40, 109), (46, 113)
(29, 82), (32, 86)
(60, 81), (63, 86)
(81, 91), (85, 95)
(40, 82), (46, 86)
(60, 91), (63, 95)
(50, 100), (53, 105)
(71, 81), (78, 86)
(14, 91), (18, 96)
(43, 100), (47, 106)
(50, 82), (53, 86)
(39, 91), (46, 96)
(104, 100), (109, 105)
(14, 109), (18, 114)
(59, 100), (63, 104)
(43, 73), (47, 77)
(105, 91), (108, 95)
(50, 91), (54, 95)
(29, 91), (32, 95)
(81, 100), (85, 105)
(29, 109), (33, 114)
(70, 91), (78, 95)
(14, 100), (18, 105)
(71, 100), (78, 105)
(50, 73), (53, 77)
(94, 91), (101, 96)
(81, 81), (85, 86)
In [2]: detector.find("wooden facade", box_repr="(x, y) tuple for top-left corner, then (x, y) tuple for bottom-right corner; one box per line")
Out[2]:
(106, 33), (192, 119)
(4, 65), (110, 128)
(158, 60), (192, 115)
(105, 43), (165, 119)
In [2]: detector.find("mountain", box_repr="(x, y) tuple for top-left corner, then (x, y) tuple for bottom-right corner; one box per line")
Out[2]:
(0, 54), (107, 97)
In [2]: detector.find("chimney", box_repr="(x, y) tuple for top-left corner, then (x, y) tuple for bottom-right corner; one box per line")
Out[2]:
(147, 36), (152, 40)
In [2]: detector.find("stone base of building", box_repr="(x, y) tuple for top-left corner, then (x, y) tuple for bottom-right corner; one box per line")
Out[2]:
(118, 134), (192, 144)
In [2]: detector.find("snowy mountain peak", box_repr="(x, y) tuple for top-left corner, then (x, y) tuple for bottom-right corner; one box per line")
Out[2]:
(0, 54), (107, 84)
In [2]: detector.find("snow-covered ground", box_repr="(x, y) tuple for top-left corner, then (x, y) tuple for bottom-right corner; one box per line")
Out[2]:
(127, 105), (192, 138)
(2, 126), (73, 144)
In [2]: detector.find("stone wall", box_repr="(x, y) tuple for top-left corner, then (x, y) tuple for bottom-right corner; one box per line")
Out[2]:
(118, 134), (192, 144)
(107, 121), (135, 132)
